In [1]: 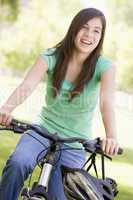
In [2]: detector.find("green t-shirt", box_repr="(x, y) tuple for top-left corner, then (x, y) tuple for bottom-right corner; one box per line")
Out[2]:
(37, 48), (112, 147)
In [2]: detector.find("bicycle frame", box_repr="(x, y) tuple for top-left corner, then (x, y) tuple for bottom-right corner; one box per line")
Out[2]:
(0, 119), (123, 200)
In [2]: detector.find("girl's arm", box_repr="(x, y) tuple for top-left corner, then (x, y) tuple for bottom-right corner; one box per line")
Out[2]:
(100, 65), (119, 155)
(0, 56), (48, 125)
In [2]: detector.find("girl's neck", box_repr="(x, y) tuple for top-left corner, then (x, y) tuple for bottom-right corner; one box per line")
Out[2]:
(70, 50), (89, 66)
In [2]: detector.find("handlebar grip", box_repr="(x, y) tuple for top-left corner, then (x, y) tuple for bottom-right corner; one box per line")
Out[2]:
(83, 138), (124, 156)
(10, 118), (31, 133)
(11, 119), (30, 128)
(11, 119), (23, 126)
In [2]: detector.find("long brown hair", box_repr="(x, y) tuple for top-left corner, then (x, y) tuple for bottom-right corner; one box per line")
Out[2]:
(52, 8), (106, 100)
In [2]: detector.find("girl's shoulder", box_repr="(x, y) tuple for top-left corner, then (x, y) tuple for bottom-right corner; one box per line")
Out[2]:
(97, 55), (112, 66)
(95, 55), (113, 80)
(41, 47), (56, 56)
(40, 48), (57, 72)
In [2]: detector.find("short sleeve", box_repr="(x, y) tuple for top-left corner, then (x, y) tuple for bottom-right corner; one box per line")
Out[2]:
(40, 48), (56, 73)
(95, 56), (113, 81)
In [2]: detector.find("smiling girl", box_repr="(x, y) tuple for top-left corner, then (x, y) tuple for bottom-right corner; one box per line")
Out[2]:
(0, 8), (119, 200)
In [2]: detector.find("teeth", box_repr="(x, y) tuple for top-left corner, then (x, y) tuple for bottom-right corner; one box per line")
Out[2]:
(81, 39), (92, 45)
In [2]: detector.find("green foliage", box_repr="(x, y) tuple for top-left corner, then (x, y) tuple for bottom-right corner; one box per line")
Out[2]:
(107, 0), (133, 26)
(0, 0), (133, 92)
(2, 36), (43, 73)
(4, 46), (39, 73)
(0, 0), (82, 72)
(118, 64), (133, 92)
(105, 0), (133, 92)
(0, 0), (19, 21)
(114, 28), (133, 92)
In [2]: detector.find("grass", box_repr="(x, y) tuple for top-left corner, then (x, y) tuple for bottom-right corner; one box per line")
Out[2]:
(113, 148), (133, 166)
(116, 185), (133, 200)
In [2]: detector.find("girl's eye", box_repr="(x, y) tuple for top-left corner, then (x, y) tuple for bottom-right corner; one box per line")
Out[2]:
(94, 30), (100, 34)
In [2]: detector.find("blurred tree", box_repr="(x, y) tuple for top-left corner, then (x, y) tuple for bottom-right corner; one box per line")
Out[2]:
(0, 0), (19, 21)
(107, 0), (133, 26)
(104, 0), (133, 92)
(116, 28), (133, 92)
(1, 0), (82, 73)
(1, 0), (133, 92)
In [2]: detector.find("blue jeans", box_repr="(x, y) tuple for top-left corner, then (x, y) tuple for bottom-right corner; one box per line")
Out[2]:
(0, 128), (85, 200)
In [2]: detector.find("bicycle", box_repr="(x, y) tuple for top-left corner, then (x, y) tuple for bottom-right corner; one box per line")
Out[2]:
(0, 119), (123, 200)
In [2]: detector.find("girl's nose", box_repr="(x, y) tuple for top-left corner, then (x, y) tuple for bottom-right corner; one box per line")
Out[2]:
(85, 30), (93, 38)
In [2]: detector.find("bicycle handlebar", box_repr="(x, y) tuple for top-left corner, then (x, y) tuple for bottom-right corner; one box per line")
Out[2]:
(0, 119), (123, 155)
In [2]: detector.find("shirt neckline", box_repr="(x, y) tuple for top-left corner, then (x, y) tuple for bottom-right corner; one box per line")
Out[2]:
(64, 79), (74, 86)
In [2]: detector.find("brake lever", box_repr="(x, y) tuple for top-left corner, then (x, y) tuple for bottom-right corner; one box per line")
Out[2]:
(83, 138), (101, 153)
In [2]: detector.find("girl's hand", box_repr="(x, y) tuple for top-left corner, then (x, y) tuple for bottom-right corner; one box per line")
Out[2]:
(101, 137), (119, 155)
(0, 107), (13, 126)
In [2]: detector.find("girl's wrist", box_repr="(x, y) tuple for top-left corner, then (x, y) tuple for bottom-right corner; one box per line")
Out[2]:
(1, 105), (14, 113)
(106, 134), (117, 141)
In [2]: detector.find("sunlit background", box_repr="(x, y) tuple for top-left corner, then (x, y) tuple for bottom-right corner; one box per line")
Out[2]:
(0, 1), (133, 199)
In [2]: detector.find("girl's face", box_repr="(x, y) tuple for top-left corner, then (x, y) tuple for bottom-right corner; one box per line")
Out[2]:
(74, 17), (103, 56)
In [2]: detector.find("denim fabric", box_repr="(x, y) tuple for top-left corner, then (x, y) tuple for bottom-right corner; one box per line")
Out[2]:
(0, 128), (85, 200)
